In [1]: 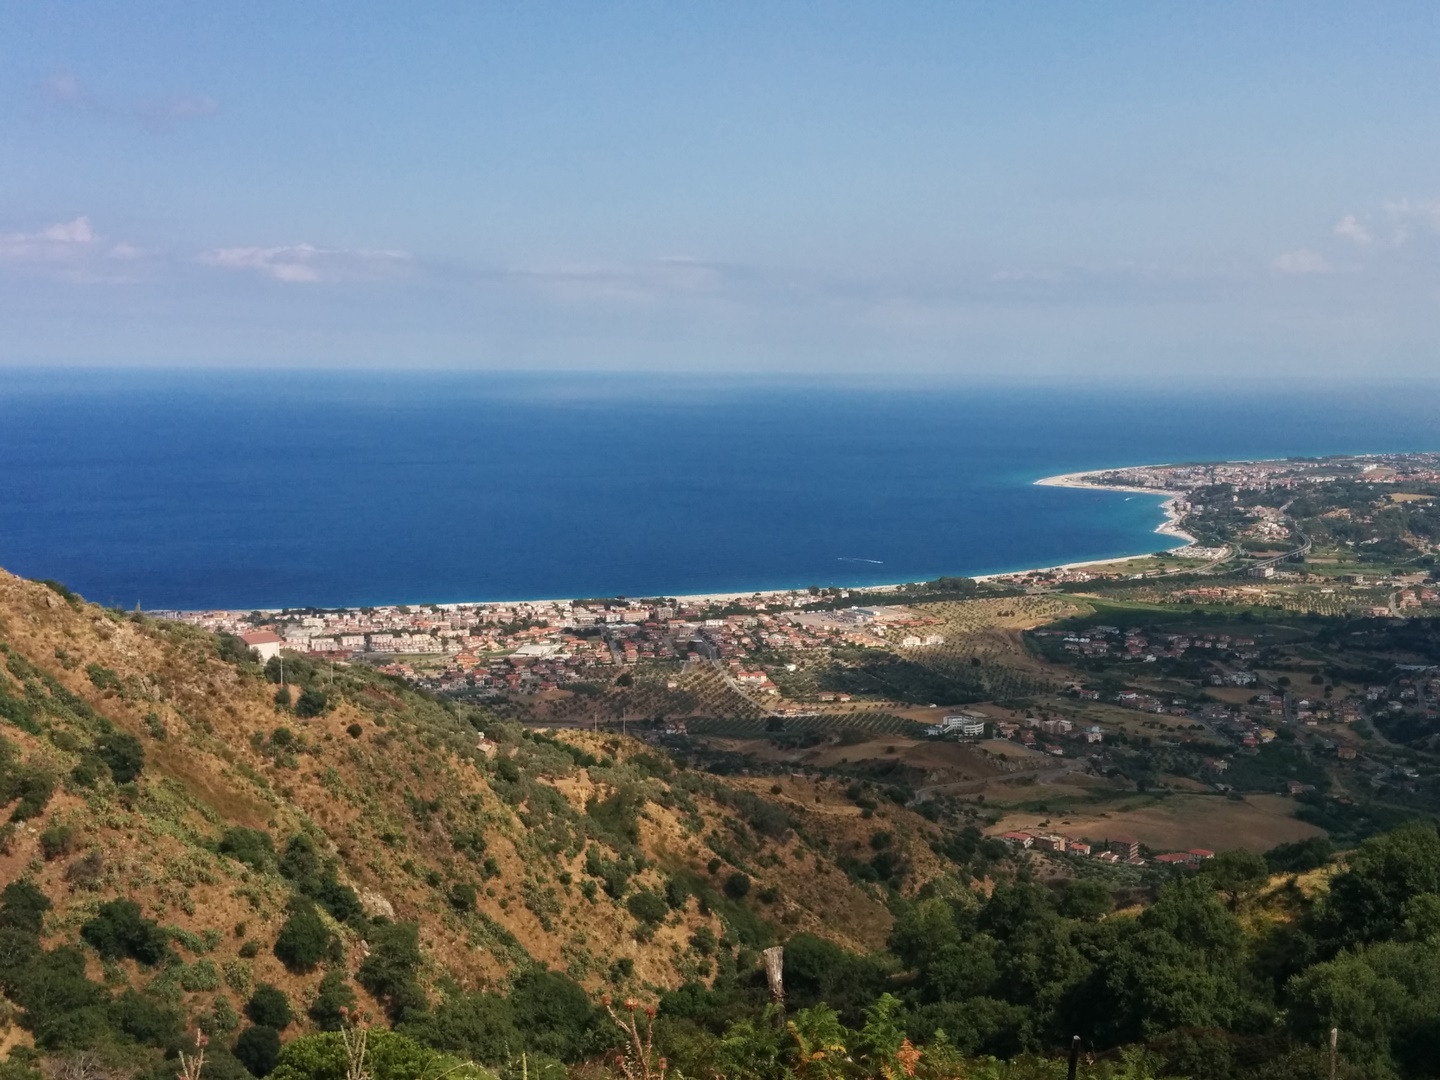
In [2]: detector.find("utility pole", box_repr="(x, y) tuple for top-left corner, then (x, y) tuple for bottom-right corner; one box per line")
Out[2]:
(1066, 1036), (1080, 1080)
(1329, 1027), (1338, 1080)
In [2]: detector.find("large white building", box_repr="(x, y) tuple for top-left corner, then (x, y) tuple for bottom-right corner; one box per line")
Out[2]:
(240, 630), (283, 662)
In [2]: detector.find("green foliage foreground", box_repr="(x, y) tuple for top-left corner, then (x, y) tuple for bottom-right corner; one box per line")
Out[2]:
(11, 810), (1440, 1079)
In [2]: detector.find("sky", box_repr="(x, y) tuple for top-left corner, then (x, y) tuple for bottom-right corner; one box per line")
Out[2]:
(2, 2), (1439, 378)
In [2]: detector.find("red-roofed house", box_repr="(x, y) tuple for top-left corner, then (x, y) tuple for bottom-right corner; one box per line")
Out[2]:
(241, 630), (283, 662)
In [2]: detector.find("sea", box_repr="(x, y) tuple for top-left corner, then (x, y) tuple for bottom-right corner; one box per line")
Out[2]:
(1, 369), (1436, 611)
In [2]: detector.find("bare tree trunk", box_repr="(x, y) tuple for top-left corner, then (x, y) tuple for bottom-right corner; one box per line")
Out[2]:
(762, 945), (785, 1010)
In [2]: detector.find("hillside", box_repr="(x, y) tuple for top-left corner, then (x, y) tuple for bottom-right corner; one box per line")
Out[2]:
(0, 570), (969, 1071)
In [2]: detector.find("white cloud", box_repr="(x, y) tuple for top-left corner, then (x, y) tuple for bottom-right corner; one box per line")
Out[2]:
(0, 216), (97, 262)
(199, 243), (412, 283)
(41, 71), (219, 130)
(0, 216), (149, 281)
(1271, 249), (1331, 275)
(1333, 214), (1372, 246)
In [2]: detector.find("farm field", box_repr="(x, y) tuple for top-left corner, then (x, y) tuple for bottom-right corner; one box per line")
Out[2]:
(988, 792), (1326, 854)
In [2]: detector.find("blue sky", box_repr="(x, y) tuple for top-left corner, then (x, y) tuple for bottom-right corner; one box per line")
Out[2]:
(3, 2), (1439, 376)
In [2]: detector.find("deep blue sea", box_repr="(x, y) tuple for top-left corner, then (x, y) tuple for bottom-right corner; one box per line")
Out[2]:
(1, 370), (1436, 610)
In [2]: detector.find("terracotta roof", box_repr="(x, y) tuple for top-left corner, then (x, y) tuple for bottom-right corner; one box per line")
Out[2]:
(241, 631), (282, 645)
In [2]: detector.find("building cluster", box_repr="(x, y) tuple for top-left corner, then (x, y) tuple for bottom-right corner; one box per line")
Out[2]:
(1034, 624), (1259, 664)
(169, 592), (955, 700)
(999, 830), (1216, 868)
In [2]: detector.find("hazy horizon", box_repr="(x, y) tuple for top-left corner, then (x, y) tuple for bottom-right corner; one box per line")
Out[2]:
(4, 3), (1439, 378)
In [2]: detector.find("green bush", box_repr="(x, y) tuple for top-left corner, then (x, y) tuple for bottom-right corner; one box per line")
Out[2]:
(449, 882), (477, 912)
(357, 921), (425, 1020)
(295, 689), (329, 719)
(220, 827), (277, 872)
(96, 731), (144, 784)
(307, 970), (357, 1031)
(273, 901), (331, 973)
(664, 876), (691, 910)
(234, 1024), (282, 1077)
(723, 872), (751, 899)
(80, 899), (171, 965)
(268, 1029), (490, 1080)
(626, 889), (669, 925)
(0, 880), (50, 935)
(246, 982), (293, 1030)
(108, 987), (184, 1045)
(180, 958), (222, 992)
(39, 824), (79, 861)
(508, 969), (596, 1063)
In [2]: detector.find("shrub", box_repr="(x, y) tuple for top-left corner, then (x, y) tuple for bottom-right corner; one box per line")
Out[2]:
(346, 723), (363, 739)
(723, 872), (751, 900)
(238, 939), (261, 959)
(234, 1024), (282, 1077)
(273, 901), (331, 973)
(108, 987), (184, 1045)
(5, 768), (56, 822)
(448, 882), (477, 913)
(357, 921), (425, 1020)
(246, 983), (293, 1030)
(219, 827), (277, 872)
(307, 970), (356, 1031)
(689, 926), (717, 955)
(180, 958), (222, 992)
(664, 877), (691, 910)
(626, 890), (669, 926)
(64, 851), (104, 891)
(295, 689), (328, 719)
(508, 969), (596, 1062)
(268, 1029), (488, 1080)
(80, 899), (170, 965)
(95, 732), (144, 784)
(39, 825), (79, 861)
(0, 880), (50, 935)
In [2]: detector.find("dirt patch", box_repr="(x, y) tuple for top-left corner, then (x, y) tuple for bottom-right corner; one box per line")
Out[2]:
(989, 793), (1324, 853)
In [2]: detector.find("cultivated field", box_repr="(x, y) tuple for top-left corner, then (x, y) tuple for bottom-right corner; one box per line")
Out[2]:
(989, 792), (1325, 854)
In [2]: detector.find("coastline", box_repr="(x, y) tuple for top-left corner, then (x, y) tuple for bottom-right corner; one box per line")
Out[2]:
(195, 464), (1199, 615)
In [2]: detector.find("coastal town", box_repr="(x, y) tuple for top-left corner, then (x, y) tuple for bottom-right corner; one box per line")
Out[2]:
(153, 454), (1440, 869)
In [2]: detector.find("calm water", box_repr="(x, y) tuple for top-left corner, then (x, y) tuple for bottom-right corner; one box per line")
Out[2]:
(0, 370), (1436, 610)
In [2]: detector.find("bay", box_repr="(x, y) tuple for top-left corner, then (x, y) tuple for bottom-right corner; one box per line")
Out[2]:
(0, 369), (1435, 610)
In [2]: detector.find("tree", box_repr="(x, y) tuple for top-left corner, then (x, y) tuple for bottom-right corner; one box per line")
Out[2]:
(306, 971), (356, 1032)
(234, 1025), (282, 1078)
(724, 872), (751, 900)
(400, 990), (520, 1066)
(219, 828), (277, 873)
(508, 969), (597, 1062)
(246, 983), (293, 1030)
(627, 890), (668, 926)
(357, 921), (425, 1021)
(1314, 823), (1440, 950)
(273, 901), (331, 973)
(80, 899), (170, 965)
(295, 688), (329, 719)
(1201, 848), (1270, 911)
(95, 732), (144, 784)
(1057, 879), (1114, 921)
(0, 880), (51, 935)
